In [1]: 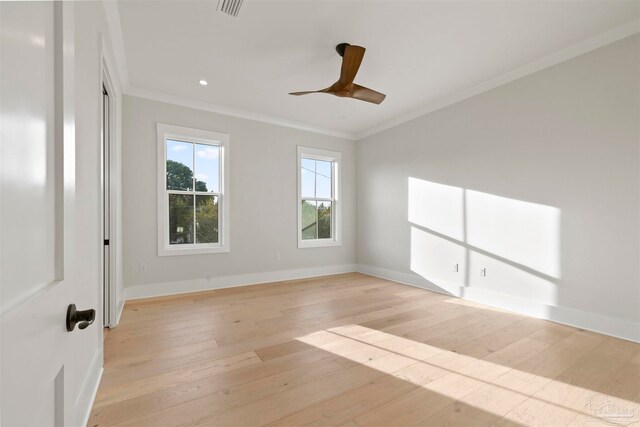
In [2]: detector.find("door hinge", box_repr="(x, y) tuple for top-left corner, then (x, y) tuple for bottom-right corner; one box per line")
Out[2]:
(104, 239), (110, 245)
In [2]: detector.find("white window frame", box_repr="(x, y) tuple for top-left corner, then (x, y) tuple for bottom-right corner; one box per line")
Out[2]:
(297, 146), (342, 248)
(157, 123), (230, 256)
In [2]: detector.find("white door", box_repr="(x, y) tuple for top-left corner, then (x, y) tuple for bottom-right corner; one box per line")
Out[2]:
(1, 2), (94, 426)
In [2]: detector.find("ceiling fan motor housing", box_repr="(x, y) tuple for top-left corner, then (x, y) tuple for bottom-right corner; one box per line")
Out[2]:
(336, 43), (351, 57)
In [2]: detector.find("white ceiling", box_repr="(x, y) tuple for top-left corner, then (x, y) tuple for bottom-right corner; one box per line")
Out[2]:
(116, 1), (639, 139)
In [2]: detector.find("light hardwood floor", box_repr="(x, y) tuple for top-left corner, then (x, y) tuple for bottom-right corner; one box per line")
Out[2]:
(89, 273), (640, 426)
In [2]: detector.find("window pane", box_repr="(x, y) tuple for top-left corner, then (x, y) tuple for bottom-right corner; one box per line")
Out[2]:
(169, 194), (194, 244)
(316, 160), (332, 199)
(316, 177), (331, 200)
(301, 200), (317, 240)
(195, 144), (219, 193)
(166, 140), (194, 191)
(196, 195), (219, 243)
(316, 160), (331, 179)
(301, 158), (315, 173)
(317, 201), (332, 239)
(301, 158), (315, 198)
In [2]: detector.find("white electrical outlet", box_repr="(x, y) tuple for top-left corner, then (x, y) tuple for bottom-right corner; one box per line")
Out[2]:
(453, 264), (459, 272)
(275, 253), (281, 262)
(480, 268), (487, 277)
(139, 263), (148, 273)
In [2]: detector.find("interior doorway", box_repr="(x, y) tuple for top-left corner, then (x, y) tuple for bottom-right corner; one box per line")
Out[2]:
(101, 63), (117, 327)
(102, 84), (111, 326)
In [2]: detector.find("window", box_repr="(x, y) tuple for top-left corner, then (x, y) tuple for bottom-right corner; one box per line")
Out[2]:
(297, 146), (341, 248)
(157, 123), (230, 256)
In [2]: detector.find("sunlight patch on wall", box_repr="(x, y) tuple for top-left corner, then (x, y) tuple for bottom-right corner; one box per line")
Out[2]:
(410, 226), (466, 294)
(468, 250), (557, 305)
(466, 190), (561, 278)
(407, 177), (561, 303)
(408, 178), (464, 241)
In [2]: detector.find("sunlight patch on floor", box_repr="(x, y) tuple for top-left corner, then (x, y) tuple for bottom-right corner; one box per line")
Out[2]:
(296, 325), (640, 425)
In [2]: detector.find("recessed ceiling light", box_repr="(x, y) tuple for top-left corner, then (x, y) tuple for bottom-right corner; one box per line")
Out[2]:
(199, 80), (208, 86)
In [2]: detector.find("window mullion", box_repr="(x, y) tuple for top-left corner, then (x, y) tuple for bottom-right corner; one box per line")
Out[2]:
(192, 190), (196, 245)
(332, 161), (335, 239)
(192, 140), (196, 192)
(192, 142), (196, 244)
(194, 191), (220, 196)
(314, 200), (318, 240)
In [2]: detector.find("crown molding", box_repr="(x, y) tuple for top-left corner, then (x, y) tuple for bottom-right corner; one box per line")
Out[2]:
(102, 0), (130, 91)
(125, 86), (358, 140)
(107, 6), (637, 143)
(356, 18), (640, 140)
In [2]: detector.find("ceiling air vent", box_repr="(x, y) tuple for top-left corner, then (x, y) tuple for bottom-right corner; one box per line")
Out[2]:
(217, 0), (243, 17)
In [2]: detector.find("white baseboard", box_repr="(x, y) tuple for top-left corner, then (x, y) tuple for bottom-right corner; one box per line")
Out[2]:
(77, 349), (103, 427)
(357, 264), (640, 343)
(114, 299), (124, 325)
(123, 262), (639, 342)
(125, 264), (358, 300)
(357, 264), (465, 297)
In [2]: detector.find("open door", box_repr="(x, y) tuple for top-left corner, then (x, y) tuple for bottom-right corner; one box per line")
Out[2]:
(102, 84), (112, 327)
(1, 2), (97, 425)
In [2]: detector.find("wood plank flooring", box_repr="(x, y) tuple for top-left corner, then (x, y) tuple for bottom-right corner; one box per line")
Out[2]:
(89, 273), (640, 427)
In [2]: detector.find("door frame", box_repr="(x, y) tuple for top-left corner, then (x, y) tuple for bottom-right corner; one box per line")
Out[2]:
(100, 41), (119, 328)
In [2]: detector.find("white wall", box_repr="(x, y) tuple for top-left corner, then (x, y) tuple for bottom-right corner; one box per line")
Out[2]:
(74, 1), (124, 422)
(356, 35), (640, 341)
(122, 96), (357, 298)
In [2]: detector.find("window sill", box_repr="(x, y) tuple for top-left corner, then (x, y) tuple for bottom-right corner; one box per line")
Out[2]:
(298, 239), (342, 249)
(158, 245), (230, 256)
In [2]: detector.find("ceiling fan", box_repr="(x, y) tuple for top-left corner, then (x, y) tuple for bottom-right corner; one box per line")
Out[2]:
(289, 43), (386, 105)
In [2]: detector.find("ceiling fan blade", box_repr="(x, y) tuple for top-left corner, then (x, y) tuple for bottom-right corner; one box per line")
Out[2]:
(351, 84), (386, 104)
(338, 45), (366, 87)
(289, 83), (338, 96)
(289, 91), (322, 96)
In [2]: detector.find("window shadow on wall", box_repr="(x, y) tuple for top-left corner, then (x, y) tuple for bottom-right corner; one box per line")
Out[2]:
(407, 177), (561, 306)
